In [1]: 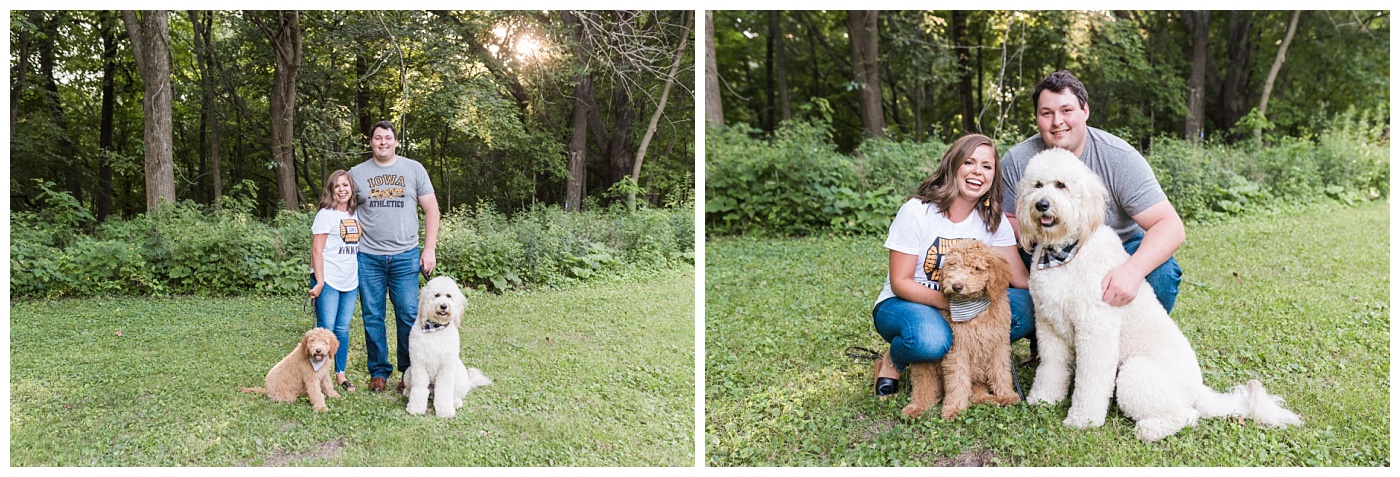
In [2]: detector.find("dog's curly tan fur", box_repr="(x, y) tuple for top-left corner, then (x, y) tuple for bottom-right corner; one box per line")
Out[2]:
(242, 328), (341, 412)
(936, 240), (1020, 420)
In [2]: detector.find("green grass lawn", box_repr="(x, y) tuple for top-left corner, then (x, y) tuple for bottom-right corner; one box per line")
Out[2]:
(705, 200), (1389, 466)
(10, 266), (695, 466)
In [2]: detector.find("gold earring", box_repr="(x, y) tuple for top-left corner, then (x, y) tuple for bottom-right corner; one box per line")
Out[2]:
(983, 197), (990, 207)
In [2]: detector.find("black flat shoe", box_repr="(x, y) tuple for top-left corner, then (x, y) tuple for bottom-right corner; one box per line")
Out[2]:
(875, 377), (899, 397)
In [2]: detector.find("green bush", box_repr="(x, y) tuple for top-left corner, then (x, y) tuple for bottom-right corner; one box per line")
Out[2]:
(10, 193), (694, 298)
(706, 120), (938, 236)
(709, 116), (1389, 236)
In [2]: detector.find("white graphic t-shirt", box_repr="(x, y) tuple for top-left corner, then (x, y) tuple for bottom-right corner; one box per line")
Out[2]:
(311, 208), (361, 292)
(874, 198), (1015, 306)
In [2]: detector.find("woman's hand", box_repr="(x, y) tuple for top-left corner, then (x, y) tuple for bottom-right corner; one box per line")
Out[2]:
(309, 281), (324, 299)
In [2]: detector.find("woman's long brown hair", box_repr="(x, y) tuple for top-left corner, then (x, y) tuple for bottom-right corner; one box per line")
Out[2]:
(908, 134), (1003, 233)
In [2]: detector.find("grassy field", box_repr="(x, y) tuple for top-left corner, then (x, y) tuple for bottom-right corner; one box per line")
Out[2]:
(705, 200), (1389, 466)
(10, 266), (695, 466)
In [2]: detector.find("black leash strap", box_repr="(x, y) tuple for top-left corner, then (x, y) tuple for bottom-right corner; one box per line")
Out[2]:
(1011, 354), (1026, 401)
(845, 346), (882, 361)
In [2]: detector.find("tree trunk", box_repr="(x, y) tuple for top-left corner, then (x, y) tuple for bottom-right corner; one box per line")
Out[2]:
(121, 10), (178, 210)
(250, 10), (303, 211)
(98, 11), (118, 221)
(951, 10), (976, 133)
(629, 11), (691, 212)
(846, 10), (886, 138)
(1205, 11), (1257, 138)
(40, 12), (82, 203)
(1258, 11), (1301, 122)
(356, 54), (374, 160)
(189, 11), (222, 207)
(562, 10), (593, 211)
(704, 11), (723, 126)
(1182, 11), (1210, 142)
(566, 75), (594, 212)
(764, 12), (776, 133)
(773, 12), (791, 122)
(11, 12), (37, 138)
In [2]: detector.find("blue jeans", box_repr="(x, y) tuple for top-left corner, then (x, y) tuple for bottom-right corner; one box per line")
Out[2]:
(311, 274), (356, 375)
(358, 247), (421, 379)
(1016, 232), (1183, 313)
(871, 288), (1035, 371)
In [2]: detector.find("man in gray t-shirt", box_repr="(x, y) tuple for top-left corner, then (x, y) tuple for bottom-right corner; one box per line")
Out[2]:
(1000, 70), (1184, 313)
(350, 120), (441, 393)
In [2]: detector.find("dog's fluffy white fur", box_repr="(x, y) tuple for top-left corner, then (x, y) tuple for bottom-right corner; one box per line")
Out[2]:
(403, 276), (492, 418)
(1017, 148), (1301, 442)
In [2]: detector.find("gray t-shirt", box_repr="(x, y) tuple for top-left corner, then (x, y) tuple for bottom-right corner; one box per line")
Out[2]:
(350, 155), (435, 255)
(1000, 127), (1166, 242)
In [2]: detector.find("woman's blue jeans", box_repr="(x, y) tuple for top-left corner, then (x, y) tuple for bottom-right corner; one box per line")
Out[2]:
(871, 289), (1035, 371)
(311, 274), (356, 375)
(358, 247), (421, 380)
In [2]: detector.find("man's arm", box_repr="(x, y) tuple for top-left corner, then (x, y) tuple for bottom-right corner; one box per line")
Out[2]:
(1101, 200), (1184, 306)
(419, 193), (440, 274)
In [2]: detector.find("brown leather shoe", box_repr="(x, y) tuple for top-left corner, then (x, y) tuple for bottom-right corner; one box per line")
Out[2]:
(369, 377), (387, 392)
(397, 379), (406, 393)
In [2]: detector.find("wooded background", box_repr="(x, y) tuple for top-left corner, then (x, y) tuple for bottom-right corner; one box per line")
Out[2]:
(9, 10), (695, 220)
(706, 10), (1389, 151)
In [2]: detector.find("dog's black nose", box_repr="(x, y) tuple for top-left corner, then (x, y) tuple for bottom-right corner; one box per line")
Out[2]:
(1035, 198), (1050, 212)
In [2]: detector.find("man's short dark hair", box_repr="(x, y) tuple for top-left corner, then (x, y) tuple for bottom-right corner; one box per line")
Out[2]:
(1032, 70), (1090, 110)
(369, 120), (397, 139)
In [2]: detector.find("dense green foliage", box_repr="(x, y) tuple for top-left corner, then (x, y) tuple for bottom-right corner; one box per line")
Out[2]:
(713, 10), (1388, 151)
(10, 269), (694, 466)
(706, 201), (1389, 466)
(10, 10), (693, 218)
(9, 182), (694, 298)
(705, 110), (1388, 237)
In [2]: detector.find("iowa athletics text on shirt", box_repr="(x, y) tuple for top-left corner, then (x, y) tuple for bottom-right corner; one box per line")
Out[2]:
(364, 174), (408, 208)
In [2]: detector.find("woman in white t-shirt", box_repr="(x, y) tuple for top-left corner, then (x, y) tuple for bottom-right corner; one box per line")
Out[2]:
(870, 134), (1034, 397)
(310, 170), (362, 392)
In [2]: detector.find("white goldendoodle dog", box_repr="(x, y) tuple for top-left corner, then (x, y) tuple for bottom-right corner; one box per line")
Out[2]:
(1016, 148), (1301, 442)
(242, 328), (341, 412)
(403, 276), (492, 418)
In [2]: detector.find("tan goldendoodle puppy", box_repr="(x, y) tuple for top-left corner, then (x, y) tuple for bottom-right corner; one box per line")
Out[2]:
(901, 240), (1020, 419)
(934, 240), (1020, 419)
(403, 276), (492, 418)
(242, 328), (341, 412)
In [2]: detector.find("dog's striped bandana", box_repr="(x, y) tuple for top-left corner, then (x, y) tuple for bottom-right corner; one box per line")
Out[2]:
(948, 297), (990, 322)
(1036, 241), (1081, 270)
(310, 358), (326, 371)
(421, 320), (449, 333)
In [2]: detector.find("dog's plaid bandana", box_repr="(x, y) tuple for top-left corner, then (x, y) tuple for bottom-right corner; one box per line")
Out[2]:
(1036, 241), (1081, 270)
(310, 358), (326, 371)
(421, 320), (449, 334)
(948, 297), (991, 322)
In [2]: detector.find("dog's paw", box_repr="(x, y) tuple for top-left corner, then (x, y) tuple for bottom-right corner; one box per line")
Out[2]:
(901, 404), (928, 419)
(1026, 393), (1061, 406)
(939, 404), (966, 421)
(313, 404), (330, 413)
(1063, 413), (1104, 429)
(406, 402), (429, 415)
(435, 407), (456, 419)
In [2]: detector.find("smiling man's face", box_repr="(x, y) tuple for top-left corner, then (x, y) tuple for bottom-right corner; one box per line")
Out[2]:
(371, 126), (398, 162)
(1035, 88), (1090, 157)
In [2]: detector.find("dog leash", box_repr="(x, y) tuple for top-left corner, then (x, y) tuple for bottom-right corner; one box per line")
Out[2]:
(845, 346), (882, 361)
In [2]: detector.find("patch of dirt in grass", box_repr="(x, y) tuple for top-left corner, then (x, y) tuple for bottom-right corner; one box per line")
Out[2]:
(861, 418), (897, 439)
(261, 438), (347, 466)
(931, 449), (998, 467)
